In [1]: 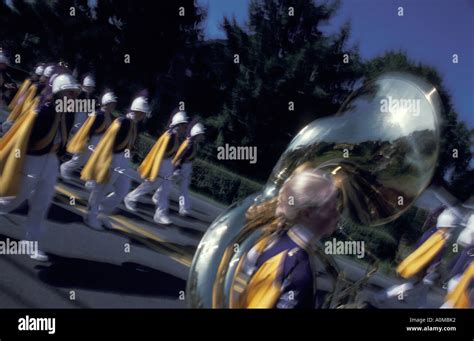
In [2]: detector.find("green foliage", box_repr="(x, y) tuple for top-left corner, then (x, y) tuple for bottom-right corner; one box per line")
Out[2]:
(344, 224), (398, 261)
(191, 158), (262, 205)
(190, 0), (364, 180)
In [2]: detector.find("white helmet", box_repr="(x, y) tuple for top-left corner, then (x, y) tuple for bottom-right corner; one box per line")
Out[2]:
(436, 208), (460, 229)
(170, 111), (189, 127)
(34, 65), (45, 76)
(52, 74), (81, 94)
(82, 75), (96, 87)
(43, 65), (55, 78)
(101, 91), (117, 106)
(0, 54), (10, 66)
(130, 96), (151, 115)
(190, 123), (205, 137)
(457, 214), (474, 247)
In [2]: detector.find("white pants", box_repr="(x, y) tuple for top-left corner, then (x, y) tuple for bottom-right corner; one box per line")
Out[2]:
(87, 152), (132, 218)
(60, 135), (101, 176)
(176, 162), (193, 211)
(0, 153), (59, 248)
(126, 158), (174, 216)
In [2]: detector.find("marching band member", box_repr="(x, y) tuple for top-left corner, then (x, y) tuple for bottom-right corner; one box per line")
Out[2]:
(124, 110), (188, 225)
(167, 121), (205, 216)
(81, 93), (149, 230)
(37, 64), (56, 96)
(31, 63), (45, 85)
(442, 214), (474, 308)
(396, 208), (458, 279)
(60, 90), (117, 180)
(0, 73), (81, 261)
(1, 63), (50, 134)
(375, 208), (459, 307)
(214, 167), (340, 308)
(71, 73), (98, 135)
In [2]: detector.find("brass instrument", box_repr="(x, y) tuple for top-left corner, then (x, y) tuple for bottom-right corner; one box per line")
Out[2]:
(187, 73), (442, 308)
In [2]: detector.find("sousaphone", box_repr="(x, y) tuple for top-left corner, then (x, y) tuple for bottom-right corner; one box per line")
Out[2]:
(187, 73), (442, 308)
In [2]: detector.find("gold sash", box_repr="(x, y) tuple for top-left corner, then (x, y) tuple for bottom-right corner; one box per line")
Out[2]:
(445, 262), (474, 308)
(67, 114), (97, 154)
(396, 229), (448, 279)
(137, 131), (171, 181)
(7, 84), (37, 122)
(81, 119), (122, 184)
(7, 79), (31, 111)
(0, 107), (38, 197)
(172, 138), (190, 166)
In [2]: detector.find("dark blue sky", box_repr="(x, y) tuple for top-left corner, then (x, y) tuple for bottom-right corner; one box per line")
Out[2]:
(198, 0), (473, 128)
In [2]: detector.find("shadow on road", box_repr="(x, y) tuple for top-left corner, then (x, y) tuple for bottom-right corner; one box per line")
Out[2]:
(36, 255), (186, 299)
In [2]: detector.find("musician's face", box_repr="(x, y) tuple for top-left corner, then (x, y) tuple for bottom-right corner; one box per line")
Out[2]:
(103, 102), (116, 113)
(176, 123), (187, 136)
(83, 86), (95, 94)
(195, 134), (205, 143)
(134, 111), (146, 122)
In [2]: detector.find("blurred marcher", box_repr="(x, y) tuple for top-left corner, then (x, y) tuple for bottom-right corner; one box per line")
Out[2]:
(60, 90), (117, 180)
(166, 121), (205, 216)
(124, 110), (188, 225)
(442, 214), (474, 308)
(81, 92), (149, 230)
(0, 73), (81, 261)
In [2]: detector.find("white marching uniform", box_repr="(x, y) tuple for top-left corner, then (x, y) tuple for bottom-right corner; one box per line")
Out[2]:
(87, 151), (132, 219)
(0, 153), (59, 245)
(0, 73), (82, 257)
(126, 157), (174, 216)
(173, 161), (193, 213)
(60, 134), (101, 178)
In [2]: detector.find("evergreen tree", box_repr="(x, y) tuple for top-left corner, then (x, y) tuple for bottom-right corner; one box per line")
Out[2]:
(198, 0), (363, 180)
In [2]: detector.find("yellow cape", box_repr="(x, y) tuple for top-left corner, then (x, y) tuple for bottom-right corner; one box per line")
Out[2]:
(67, 113), (97, 154)
(238, 251), (285, 309)
(137, 131), (171, 181)
(0, 107), (38, 197)
(445, 262), (474, 308)
(396, 229), (447, 279)
(8, 79), (31, 111)
(172, 138), (190, 166)
(81, 119), (122, 184)
(6, 84), (37, 122)
(218, 235), (284, 309)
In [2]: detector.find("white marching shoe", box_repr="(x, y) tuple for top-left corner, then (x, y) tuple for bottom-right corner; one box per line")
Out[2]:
(124, 197), (138, 212)
(154, 212), (172, 225)
(60, 167), (74, 181)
